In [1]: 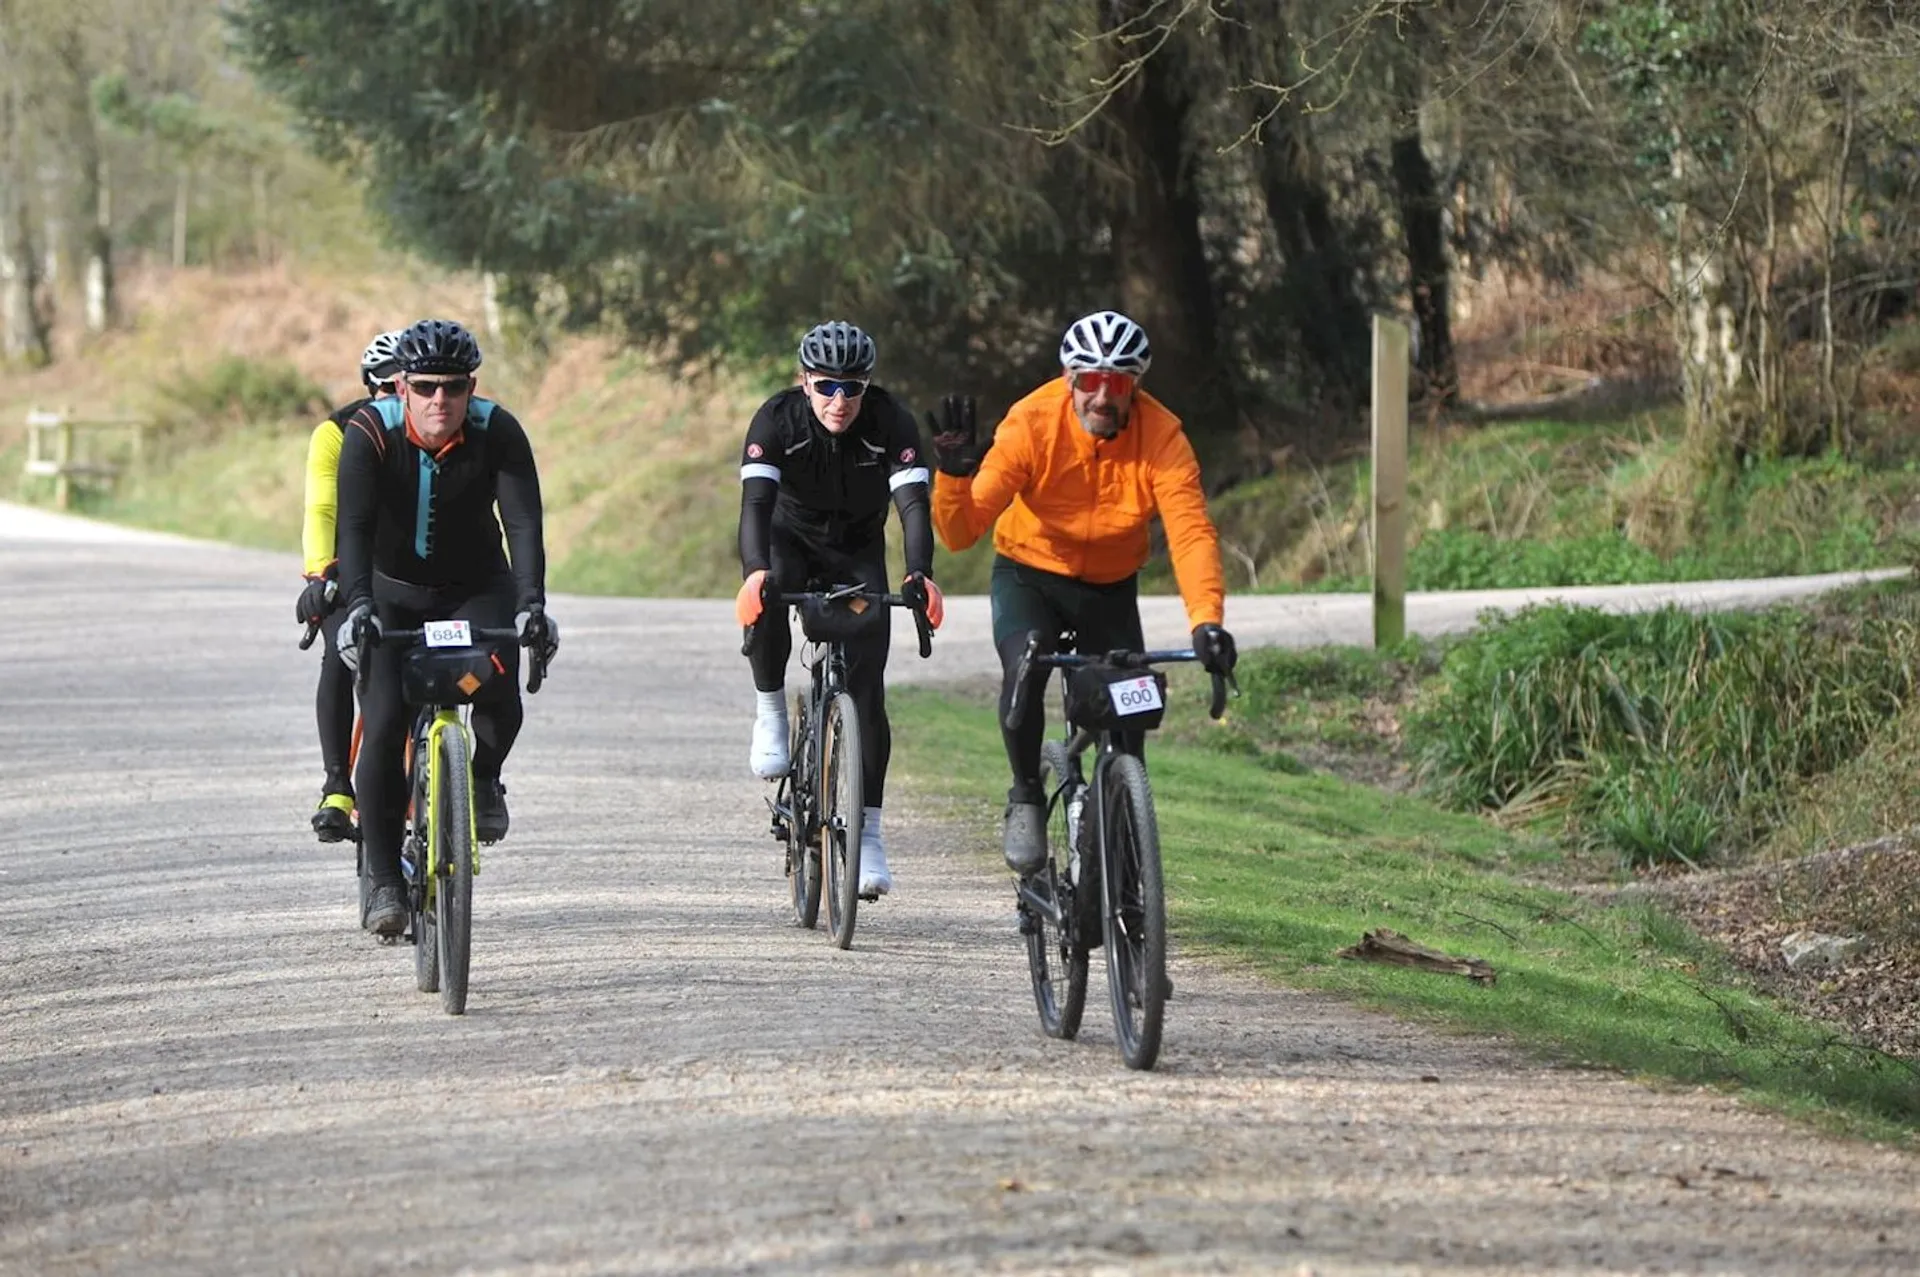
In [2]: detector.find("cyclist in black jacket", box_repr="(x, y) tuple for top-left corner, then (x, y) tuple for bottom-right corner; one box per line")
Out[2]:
(295, 329), (403, 843)
(335, 318), (560, 937)
(735, 320), (945, 898)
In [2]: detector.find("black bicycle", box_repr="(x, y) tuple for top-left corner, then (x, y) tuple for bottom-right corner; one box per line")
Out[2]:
(353, 618), (548, 1015)
(1006, 636), (1233, 1070)
(744, 582), (932, 949)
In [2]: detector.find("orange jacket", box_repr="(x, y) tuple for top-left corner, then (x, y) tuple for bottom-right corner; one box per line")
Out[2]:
(933, 377), (1226, 628)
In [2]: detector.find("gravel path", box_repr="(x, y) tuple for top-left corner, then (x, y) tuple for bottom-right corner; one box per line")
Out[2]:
(2, 504), (1913, 1276)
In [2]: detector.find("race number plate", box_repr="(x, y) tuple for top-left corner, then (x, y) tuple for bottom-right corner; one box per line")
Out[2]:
(1107, 674), (1164, 717)
(423, 619), (472, 648)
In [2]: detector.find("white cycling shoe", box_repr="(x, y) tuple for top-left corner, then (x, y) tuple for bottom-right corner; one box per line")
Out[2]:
(750, 693), (789, 780)
(858, 807), (891, 897)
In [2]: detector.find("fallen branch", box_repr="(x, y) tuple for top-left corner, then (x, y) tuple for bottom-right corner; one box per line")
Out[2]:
(1338, 928), (1497, 985)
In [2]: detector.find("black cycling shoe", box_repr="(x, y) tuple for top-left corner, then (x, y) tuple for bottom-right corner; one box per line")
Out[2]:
(363, 883), (407, 937)
(475, 777), (509, 844)
(312, 792), (357, 843)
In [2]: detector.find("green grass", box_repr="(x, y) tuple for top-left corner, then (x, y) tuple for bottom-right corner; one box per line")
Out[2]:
(890, 679), (1920, 1143)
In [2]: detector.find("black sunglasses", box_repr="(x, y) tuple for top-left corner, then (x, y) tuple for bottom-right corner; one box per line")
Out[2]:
(808, 375), (869, 400)
(409, 376), (474, 398)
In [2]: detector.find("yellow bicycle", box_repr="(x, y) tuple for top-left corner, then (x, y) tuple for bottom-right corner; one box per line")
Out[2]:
(359, 619), (548, 1015)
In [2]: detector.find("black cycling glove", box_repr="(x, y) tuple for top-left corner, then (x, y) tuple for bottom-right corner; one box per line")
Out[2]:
(1192, 623), (1237, 676)
(926, 394), (985, 478)
(296, 566), (340, 625)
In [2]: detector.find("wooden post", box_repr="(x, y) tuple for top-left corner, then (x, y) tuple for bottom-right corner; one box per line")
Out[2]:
(54, 415), (74, 510)
(1372, 314), (1409, 648)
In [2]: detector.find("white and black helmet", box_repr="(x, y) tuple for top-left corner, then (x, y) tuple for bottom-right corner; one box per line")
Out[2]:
(359, 329), (404, 390)
(1059, 310), (1151, 376)
(798, 320), (877, 378)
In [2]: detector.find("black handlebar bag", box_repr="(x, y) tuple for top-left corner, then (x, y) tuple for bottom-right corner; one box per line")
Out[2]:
(796, 592), (888, 645)
(1063, 663), (1168, 733)
(401, 642), (515, 706)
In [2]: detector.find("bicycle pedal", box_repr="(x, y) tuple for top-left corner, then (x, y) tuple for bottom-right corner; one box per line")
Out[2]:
(859, 890), (880, 903)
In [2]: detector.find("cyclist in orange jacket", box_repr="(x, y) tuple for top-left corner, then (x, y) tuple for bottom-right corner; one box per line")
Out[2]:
(930, 310), (1236, 875)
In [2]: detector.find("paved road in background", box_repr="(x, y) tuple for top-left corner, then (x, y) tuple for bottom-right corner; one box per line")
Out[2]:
(3, 502), (1913, 1276)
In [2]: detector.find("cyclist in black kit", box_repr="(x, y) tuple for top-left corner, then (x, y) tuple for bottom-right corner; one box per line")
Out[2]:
(296, 329), (403, 843)
(735, 320), (945, 898)
(335, 318), (560, 937)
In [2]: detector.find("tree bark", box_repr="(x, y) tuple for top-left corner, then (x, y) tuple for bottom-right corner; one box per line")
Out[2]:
(1100, 6), (1238, 464)
(84, 154), (113, 334)
(0, 24), (51, 365)
(1389, 70), (1456, 403)
(1216, 0), (1370, 408)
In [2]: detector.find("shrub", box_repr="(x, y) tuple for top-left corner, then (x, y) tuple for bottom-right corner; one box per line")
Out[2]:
(157, 356), (327, 429)
(1406, 598), (1920, 865)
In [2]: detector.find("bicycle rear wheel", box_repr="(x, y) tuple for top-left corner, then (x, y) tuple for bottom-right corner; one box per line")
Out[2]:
(786, 691), (821, 929)
(1025, 741), (1089, 1039)
(821, 691), (864, 950)
(435, 725), (475, 1015)
(1100, 753), (1166, 1070)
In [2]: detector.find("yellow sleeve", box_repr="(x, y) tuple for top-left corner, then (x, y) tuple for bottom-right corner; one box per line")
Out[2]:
(302, 420), (344, 577)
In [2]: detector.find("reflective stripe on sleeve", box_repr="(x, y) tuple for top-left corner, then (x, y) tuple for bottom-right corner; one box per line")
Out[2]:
(888, 467), (931, 490)
(741, 463), (782, 484)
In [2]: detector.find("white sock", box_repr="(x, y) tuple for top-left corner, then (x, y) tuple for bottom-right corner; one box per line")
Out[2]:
(862, 806), (882, 846)
(756, 689), (786, 717)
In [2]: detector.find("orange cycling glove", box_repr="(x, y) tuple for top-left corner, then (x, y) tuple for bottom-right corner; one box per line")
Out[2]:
(905, 573), (945, 630)
(735, 569), (770, 626)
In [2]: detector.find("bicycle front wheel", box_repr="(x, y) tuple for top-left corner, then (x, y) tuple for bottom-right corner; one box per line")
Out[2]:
(821, 691), (864, 950)
(1100, 753), (1166, 1070)
(435, 725), (475, 1016)
(787, 691), (821, 929)
(1025, 741), (1089, 1040)
(409, 731), (439, 994)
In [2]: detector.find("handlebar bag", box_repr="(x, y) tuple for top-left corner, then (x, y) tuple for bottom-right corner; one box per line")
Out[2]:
(401, 642), (514, 706)
(1063, 663), (1168, 732)
(796, 592), (888, 644)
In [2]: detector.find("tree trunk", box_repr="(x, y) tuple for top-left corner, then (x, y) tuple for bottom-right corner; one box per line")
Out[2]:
(1389, 71), (1456, 403)
(84, 155), (112, 334)
(0, 40), (50, 365)
(1100, 6), (1237, 464)
(1217, 0), (1370, 408)
(172, 165), (190, 269)
(1671, 230), (1744, 458)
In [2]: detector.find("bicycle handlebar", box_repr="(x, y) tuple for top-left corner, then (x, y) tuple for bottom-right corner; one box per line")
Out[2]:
(1003, 634), (1238, 733)
(738, 582), (936, 661)
(352, 624), (550, 696)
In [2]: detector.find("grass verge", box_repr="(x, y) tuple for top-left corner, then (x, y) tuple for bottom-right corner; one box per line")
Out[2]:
(890, 677), (1920, 1144)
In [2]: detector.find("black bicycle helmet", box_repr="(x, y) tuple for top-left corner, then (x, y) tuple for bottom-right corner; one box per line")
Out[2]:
(797, 320), (877, 378)
(395, 318), (483, 376)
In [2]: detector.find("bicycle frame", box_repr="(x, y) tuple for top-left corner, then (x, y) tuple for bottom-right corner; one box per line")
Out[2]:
(749, 582), (934, 942)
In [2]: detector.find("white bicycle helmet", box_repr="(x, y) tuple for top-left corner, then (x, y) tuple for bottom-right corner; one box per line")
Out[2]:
(359, 329), (405, 390)
(1058, 310), (1151, 376)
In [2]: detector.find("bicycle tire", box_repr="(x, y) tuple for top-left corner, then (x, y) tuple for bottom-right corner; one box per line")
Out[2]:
(410, 732), (440, 993)
(787, 691), (821, 929)
(821, 691), (864, 950)
(1026, 740), (1089, 1040)
(1101, 753), (1167, 1070)
(436, 725), (475, 1015)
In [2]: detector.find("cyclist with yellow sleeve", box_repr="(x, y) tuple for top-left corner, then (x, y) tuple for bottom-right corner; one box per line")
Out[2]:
(929, 310), (1237, 876)
(294, 329), (403, 841)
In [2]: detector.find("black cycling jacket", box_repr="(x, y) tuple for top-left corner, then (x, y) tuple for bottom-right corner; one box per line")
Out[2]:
(336, 396), (547, 612)
(737, 384), (933, 577)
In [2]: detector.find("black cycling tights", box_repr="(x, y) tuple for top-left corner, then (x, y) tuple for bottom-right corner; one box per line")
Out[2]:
(990, 556), (1146, 798)
(747, 529), (892, 808)
(316, 606), (354, 794)
(354, 573), (523, 888)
